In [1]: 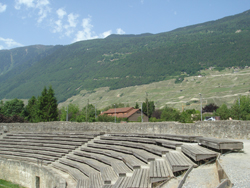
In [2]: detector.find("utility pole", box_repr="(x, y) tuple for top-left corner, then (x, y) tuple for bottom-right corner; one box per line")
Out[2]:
(141, 103), (143, 122)
(95, 103), (97, 119)
(66, 105), (68, 121)
(86, 99), (89, 122)
(114, 104), (116, 123)
(199, 93), (202, 121)
(146, 92), (148, 117)
(238, 96), (240, 120)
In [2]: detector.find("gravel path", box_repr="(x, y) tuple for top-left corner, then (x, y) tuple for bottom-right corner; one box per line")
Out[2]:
(219, 139), (250, 188)
(182, 163), (219, 188)
(161, 164), (219, 188)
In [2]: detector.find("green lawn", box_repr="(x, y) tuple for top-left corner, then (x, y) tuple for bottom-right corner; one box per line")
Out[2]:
(0, 180), (25, 188)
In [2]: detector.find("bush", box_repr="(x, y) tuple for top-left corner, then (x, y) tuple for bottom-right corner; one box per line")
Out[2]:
(161, 106), (180, 121)
(97, 114), (127, 122)
(0, 114), (28, 123)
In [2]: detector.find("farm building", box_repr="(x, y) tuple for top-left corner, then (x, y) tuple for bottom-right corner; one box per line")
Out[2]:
(101, 107), (149, 122)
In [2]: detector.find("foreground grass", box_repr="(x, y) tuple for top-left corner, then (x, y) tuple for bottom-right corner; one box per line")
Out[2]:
(0, 179), (25, 188)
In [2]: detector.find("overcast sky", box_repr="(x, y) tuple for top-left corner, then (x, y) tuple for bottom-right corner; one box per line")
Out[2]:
(0, 0), (250, 50)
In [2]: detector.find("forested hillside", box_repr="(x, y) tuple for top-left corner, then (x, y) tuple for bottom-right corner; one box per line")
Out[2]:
(0, 10), (250, 102)
(0, 45), (56, 76)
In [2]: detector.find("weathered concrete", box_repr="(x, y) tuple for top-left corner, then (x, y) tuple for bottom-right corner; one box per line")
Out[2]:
(0, 157), (66, 188)
(0, 120), (249, 139)
(0, 121), (249, 187)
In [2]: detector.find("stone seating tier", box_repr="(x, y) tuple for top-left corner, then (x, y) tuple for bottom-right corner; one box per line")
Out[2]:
(0, 151), (57, 162)
(59, 158), (98, 177)
(87, 143), (147, 169)
(52, 162), (88, 182)
(165, 151), (198, 173)
(6, 133), (95, 139)
(3, 136), (89, 142)
(181, 144), (218, 161)
(0, 154), (51, 165)
(0, 138), (85, 146)
(102, 135), (184, 149)
(80, 147), (132, 176)
(0, 144), (71, 153)
(0, 131), (245, 188)
(108, 133), (200, 142)
(0, 147), (64, 158)
(83, 143), (159, 163)
(94, 139), (171, 156)
(149, 159), (174, 183)
(198, 137), (244, 150)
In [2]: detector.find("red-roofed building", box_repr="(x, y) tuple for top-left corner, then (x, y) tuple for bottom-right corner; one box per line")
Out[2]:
(100, 107), (148, 122)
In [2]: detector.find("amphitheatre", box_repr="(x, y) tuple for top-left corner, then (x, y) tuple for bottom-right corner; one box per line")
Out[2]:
(0, 121), (249, 188)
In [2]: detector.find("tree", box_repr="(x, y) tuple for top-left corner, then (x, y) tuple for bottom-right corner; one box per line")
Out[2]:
(0, 100), (3, 112)
(160, 106), (180, 121)
(26, 96), (39, 122)
(179, 109), (200, 123)
(151, 109), (162, 119)
(37, 86), (58, 122)
(202, 103), (219, 113)
(215, 104), (231, 120)
(0, 98), (26, 117)
(59, 104), (80, 121)
(135, 102), (139, 109)
(142, 99), (155, 118)
(231, 96), (250, 120)
(80, 104), (99, 122)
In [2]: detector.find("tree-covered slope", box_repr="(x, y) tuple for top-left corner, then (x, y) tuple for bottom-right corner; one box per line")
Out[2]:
(0, 10), (250, 102)
(0, 45), (56, 76)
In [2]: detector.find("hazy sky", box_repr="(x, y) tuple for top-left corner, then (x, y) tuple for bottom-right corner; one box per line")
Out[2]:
(0, 0), (250, 49)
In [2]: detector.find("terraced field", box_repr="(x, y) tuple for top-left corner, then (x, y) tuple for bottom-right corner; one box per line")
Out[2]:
(59, 68), (250, 111)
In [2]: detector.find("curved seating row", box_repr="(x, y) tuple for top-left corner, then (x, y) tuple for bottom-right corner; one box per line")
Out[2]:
(0, 131), (244, 188)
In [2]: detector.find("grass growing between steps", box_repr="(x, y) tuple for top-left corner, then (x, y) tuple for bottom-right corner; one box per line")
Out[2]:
(0, 179), (26, 188)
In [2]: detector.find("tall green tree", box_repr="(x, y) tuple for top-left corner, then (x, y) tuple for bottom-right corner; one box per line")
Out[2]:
(0, 100), (3, 113)
(142, 99), (155, 118)
(26, 96), (39, 122)
(37, 86), (58, 121)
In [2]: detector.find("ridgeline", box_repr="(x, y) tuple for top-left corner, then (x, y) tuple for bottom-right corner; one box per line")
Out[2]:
(0, 10), (250, 103)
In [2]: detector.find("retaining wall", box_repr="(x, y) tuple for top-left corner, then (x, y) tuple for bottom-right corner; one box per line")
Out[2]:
(0, 120), (249, 139)
(0, 157), (66, 188)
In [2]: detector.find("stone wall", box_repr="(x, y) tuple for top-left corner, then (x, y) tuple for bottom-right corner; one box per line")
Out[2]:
(0, 120), (249, 139)
(0, 157), (66, 188)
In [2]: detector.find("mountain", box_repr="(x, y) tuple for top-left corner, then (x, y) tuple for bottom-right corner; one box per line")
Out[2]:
(0, 45), (55, 76)
(0, 10), (250, 103)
